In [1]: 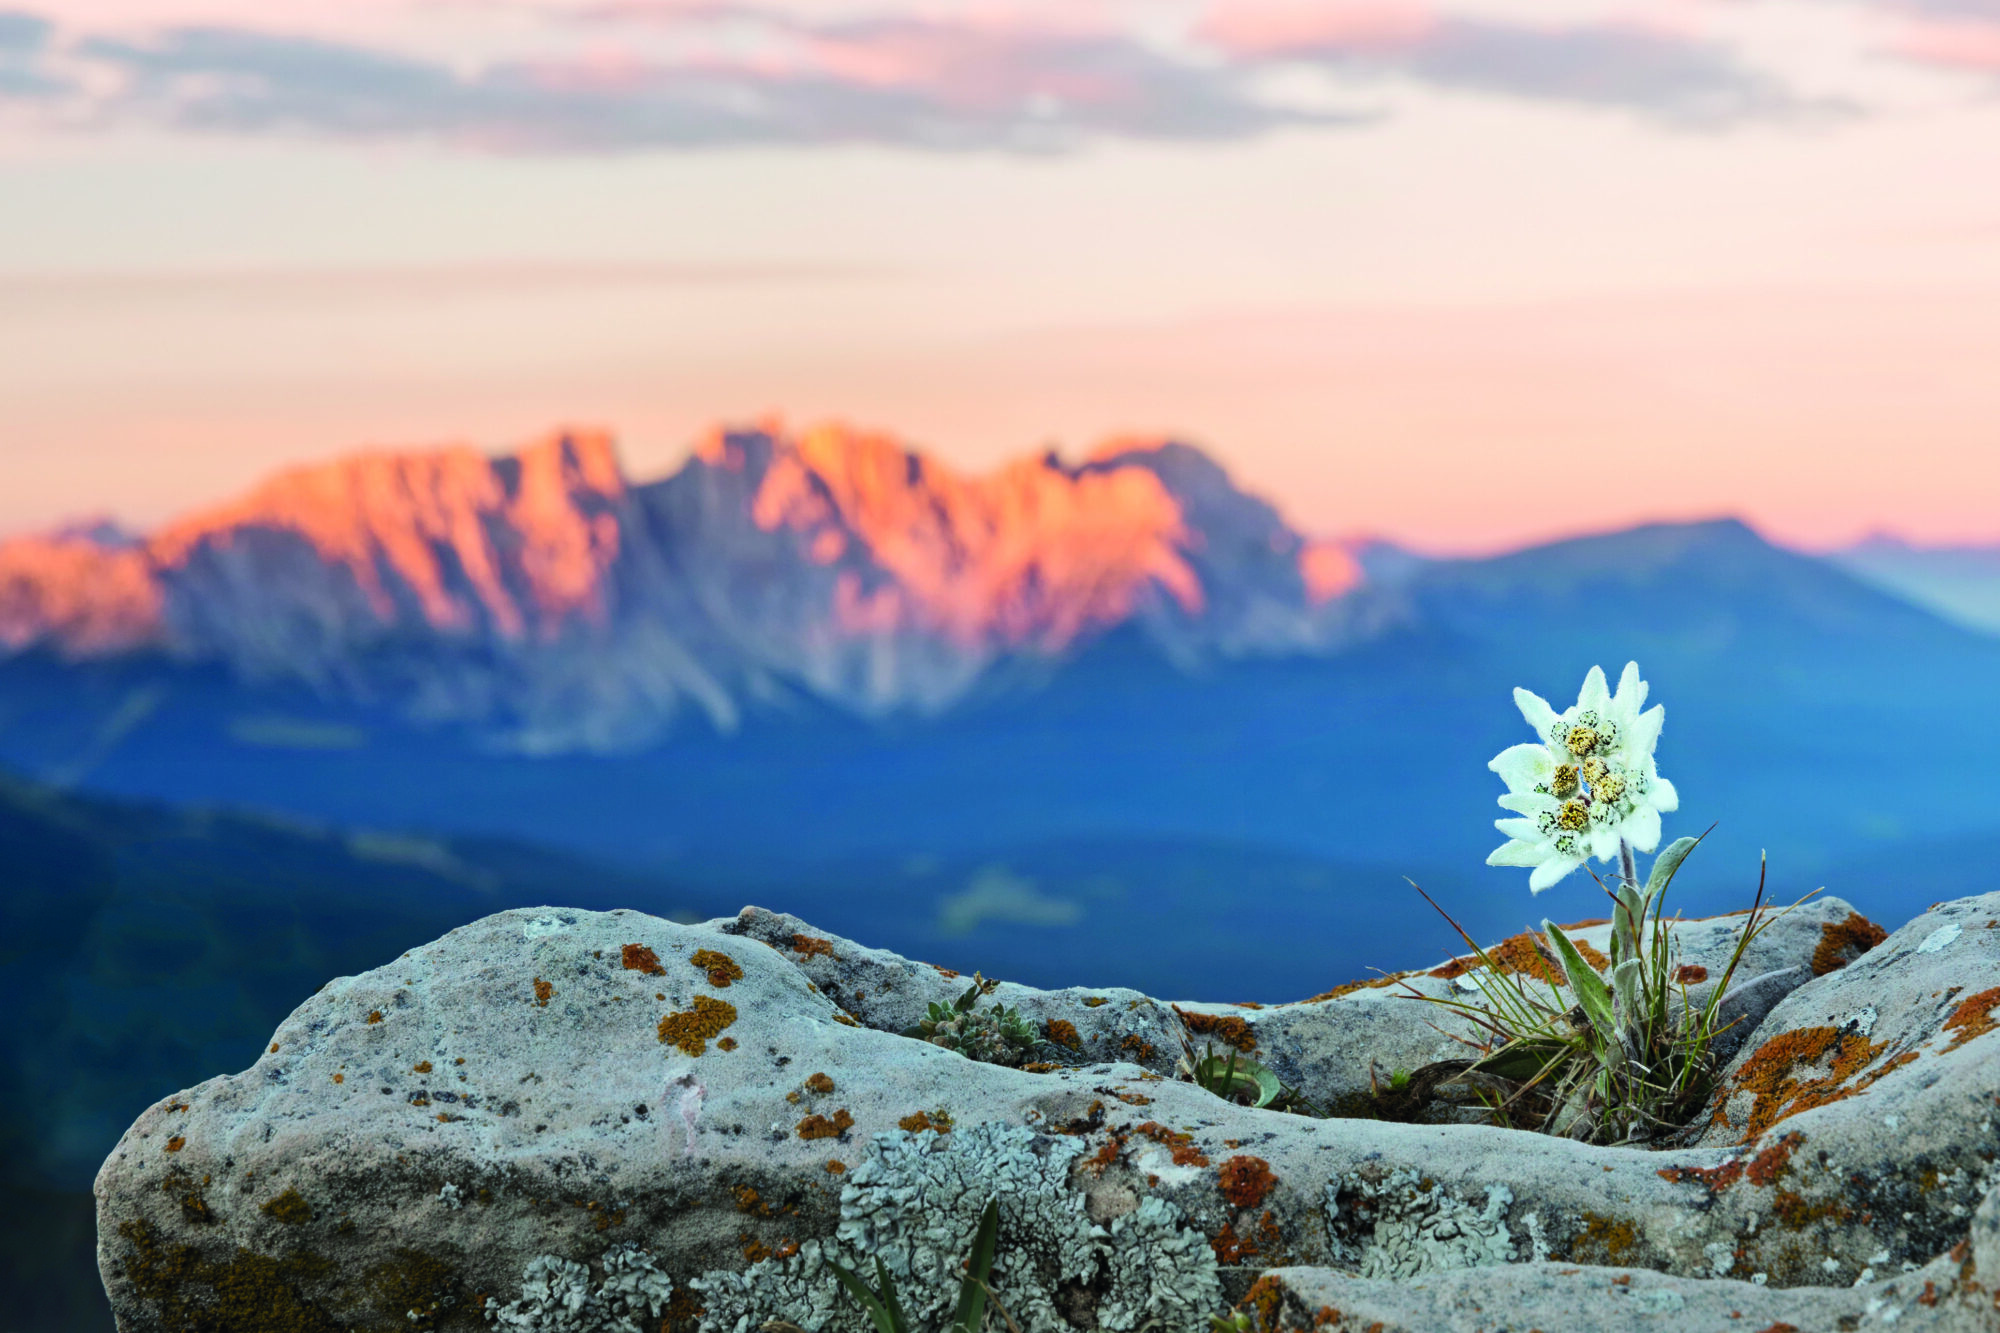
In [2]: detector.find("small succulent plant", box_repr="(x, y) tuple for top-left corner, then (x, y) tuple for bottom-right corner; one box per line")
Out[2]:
(902, 975), (1041, 1067)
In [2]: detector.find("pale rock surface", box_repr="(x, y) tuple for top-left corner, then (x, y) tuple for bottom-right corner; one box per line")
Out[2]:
(94, 895), (2000, 1332)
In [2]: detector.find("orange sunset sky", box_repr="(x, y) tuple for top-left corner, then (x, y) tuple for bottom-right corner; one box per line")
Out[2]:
(4, 0), (2000, 553)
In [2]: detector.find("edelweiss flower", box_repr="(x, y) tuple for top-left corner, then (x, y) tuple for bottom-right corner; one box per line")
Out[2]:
(1486, 661), (1679, 892)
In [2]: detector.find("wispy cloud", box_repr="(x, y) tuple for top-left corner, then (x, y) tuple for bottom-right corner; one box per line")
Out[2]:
(0, 3), (1843, 151)
(1201, 3), (1814, 127)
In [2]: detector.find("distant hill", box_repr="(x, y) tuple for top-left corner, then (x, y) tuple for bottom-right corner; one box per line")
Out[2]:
(1827, 535), (2000, 636)
(0, 771), (711, 1194)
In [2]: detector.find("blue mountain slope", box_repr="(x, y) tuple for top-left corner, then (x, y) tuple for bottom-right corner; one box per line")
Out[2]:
(0, 517), (1993, 981)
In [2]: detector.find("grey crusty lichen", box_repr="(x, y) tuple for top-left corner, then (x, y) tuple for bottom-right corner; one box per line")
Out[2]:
(486, 1243), (675, 1332)
(1324, 1167), (1517, 1279)
(691, 1121), (1224, 1333)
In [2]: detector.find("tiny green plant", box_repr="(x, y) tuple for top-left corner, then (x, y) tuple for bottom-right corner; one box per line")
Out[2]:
(902, 974), (1043, 1067)
(763, 1198), (1023, 1333)
(1402, 662), (1801, 1144)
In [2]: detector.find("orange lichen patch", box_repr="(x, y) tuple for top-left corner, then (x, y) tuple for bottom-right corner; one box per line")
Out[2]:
(1811, 912), (1888, 975)
(1020, 1061), (1062, 1073)
(1134, 1121), (1210, 1167)
(1218, 1155), (1278, 1209)
(1659, 1157), (1745, 1191)
(1111, 1090), (1152, 1106)
(1746, 1132), (1806, 1188)
(772, 1239), (800, 1262)
(1305, 969), (1415, 1003)
(1120, 1034), (1156, 1061)
(621, 944), (666, 975)
(690, 949), (744, 987)
(1673, 964), (1709, 985)
(332, 1074), (344, 1085)
(1237, 1273), (1287, 1331)
(657, 995), (738, 1056)
(1770, 1188), (1852, 1229)
(1045, 1019), (1082, 1051)
(1210, 1218), (1259, 1264)
(717, 1037), (738, 1052)
(259, 1188), (311, 1225)
(733, 1185), (773, 1217)
(412, 1061), (432, 1074)
(831, 1013), (859, 1027)
(740, 1237), (771, 1263)
(1175, 1008), (1257, 1053)
(1726, 1026), (1888, 1141)
(931, 964), (959, 978)
(1082, 997), (1109, 1007)
(1754, 1324), (1799, 1333)
(804, 1072), (835, 1094)
(824, 1160), (847, 1174)
(898, 1110), (955, 1134)
(1233, 1001), (1265, 1010)
(532, 979), (553, 1008)
(1556, 918), (1610, 931)
(164, 1137), (185, 1153)
(1942, 987), (2000, 1051)
(797, 1109), (855, 1140)
(269, 1043), (279, 1054)
(1085, 1130), (1128, 1175)
(1430, 931), (1608, 987)
(410, 1093), (431, 1108)
(791, 934), (836, 959)
(366, 1010), (385, 1024)
(436, 1113), (460, 1124)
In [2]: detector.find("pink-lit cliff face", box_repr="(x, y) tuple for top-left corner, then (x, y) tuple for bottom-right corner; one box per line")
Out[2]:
(731, 423), (1202, 652)
(148, 433), (625, 642)
(0, 424), (1362, 742)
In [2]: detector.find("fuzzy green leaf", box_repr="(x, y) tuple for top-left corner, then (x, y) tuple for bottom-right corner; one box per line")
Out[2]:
(1643, 837), (1699, 901)
(953, 982), (982, 1013)
(1544, 922), (1616, 1047)
(1196, 1052), (1284, 1108)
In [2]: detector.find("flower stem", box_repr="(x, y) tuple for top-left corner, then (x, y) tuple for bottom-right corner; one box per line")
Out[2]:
(1618, 838), (1637, 893)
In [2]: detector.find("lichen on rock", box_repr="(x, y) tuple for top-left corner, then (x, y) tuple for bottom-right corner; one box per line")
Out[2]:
(1325, 1168), (1517, 1279)
(486, 1244), (674, 1332)
(691, 1120), (1220, 1333)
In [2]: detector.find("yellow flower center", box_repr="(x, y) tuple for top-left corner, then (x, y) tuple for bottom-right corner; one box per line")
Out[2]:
(1566, 725), (1600, 757)
(1594, 772), (1628, 806)
(1557, 800), (1591, 833)
(1581, 757), (1608, 786)
(1551, 765), (1580, 799)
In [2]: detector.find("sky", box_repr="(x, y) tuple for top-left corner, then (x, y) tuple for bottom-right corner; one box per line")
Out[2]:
(4, 0), (2000, 553)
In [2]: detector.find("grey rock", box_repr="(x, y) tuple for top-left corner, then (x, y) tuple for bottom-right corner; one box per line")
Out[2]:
(93, 894), (1999, 1333)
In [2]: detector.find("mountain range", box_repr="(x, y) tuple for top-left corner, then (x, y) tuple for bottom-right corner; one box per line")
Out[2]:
(2, 423), (1998, 1010)
(0, 426), (1372, 751)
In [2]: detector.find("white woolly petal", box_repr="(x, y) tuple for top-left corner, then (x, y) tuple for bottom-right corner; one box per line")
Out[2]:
(1495, 816), (1542, 840)
(1648, 773), (1679, 814)
(1589, 826), (1622, 862)
(1529, 855), (1583, 894)
(1577, 665), (1610, 715)
(1623, 705), (1665, 760)
(1488, 839), (1549, 868)
(1499, 790), (1558, 816)
(1514, 687), (1559, 739)
(1624, 804), (1664, 853)
(1612, 661), (1647, 718)
(1490, 743), (1554, 791)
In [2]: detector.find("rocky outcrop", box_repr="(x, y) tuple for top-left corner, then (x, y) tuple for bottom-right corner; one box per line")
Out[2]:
(0, 425), (1375, 749)
(94, 894), (2000, 1332)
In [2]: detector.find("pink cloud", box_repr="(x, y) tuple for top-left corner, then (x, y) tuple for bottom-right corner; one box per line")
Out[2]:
(1890, 18), (2000, 73)
(1197, 0), (1435, 58)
